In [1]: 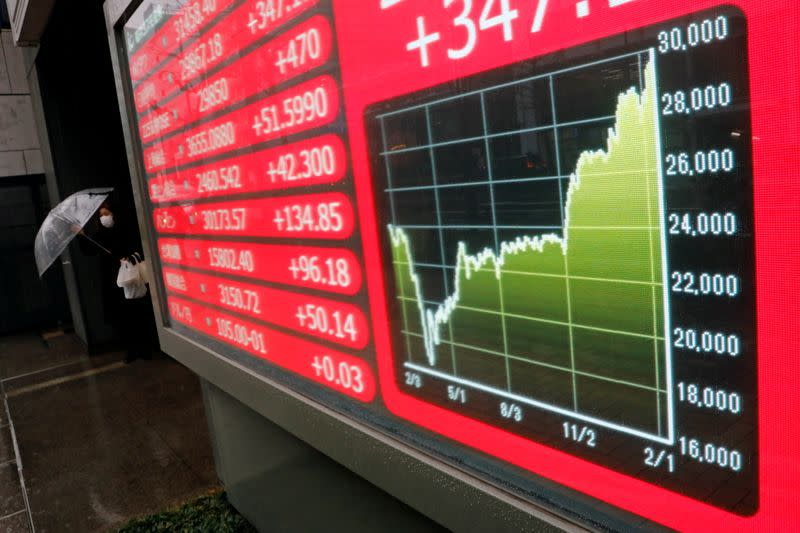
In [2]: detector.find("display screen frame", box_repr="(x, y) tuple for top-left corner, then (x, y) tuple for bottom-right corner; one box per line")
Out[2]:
(103, 0), (800, 531)
(103, 1), (606, 530)
(363, 4), (759, 516)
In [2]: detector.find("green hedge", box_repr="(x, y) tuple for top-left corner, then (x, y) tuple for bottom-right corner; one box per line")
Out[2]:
(117, 491), (256, 533)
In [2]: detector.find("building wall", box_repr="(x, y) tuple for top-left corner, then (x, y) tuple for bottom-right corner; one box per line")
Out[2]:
(4, 0), (55, 45)
(0, 29), (42, 177)
(0, 176), (70, 334)
(0, 30), (67, 334)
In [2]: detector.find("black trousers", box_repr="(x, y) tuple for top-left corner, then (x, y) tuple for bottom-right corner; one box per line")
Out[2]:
(118, 294), (158, 357)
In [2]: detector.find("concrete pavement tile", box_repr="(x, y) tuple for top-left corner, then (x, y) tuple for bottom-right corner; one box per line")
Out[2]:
(0, 334), (48, 358)
(0, 463), (23, 517)
(2, 352), (121, 395)
(42, 334), (86, 355)
(0, 333), (88, 380)
(6, 352), (217, 533)
(142, 399), (218, 486)
(26, 440), (204, 533)
(0, 335), (51, 377)
(0, 428), (12, 464)
(0, 511), (28, 533)
(6, 365), (139, 429)
(24, 424), (210, 533)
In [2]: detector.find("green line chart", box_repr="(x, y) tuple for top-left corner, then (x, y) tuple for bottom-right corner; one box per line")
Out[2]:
(383, 50), (673, 442)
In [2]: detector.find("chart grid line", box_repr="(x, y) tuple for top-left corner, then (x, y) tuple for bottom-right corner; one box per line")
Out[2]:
(393, 225), (660, 230)
(425, 104), (459, 375)
(401, 337), (669, 393)
(395, 260), (663, 286)
(481, 91), (513, 391)
(379, 118), (397, 223)
(396, 295), (665, 341)
(380, 116), (412, 361)
(378, 114), (616, 156)
(375, 49), (650, 119)
(384, 168), (659, 193)
(549, 71), (579, 412)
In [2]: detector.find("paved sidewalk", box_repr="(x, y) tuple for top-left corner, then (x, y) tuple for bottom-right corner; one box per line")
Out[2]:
(0, 332), (219, 532)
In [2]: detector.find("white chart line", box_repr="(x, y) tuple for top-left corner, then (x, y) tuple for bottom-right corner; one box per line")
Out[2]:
(651, 48), (676, 444)
(404, 362), (673, 444)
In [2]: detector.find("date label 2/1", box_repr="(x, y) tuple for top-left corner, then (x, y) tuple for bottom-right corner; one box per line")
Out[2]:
(644, 447), (676, 473)
(563, 422), (597, 447)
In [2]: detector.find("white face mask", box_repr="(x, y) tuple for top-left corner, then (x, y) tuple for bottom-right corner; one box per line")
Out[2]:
(100, 214), (115, 228)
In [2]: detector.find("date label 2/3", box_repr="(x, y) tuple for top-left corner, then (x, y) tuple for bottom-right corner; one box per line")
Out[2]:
(404, 371), (422, 388)
(563, 422), (596, 447)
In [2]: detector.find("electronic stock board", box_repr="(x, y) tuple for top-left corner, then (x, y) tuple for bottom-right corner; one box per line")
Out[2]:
(116, 0), (799, 529)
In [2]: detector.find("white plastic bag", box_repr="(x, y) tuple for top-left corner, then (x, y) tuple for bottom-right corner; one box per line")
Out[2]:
(116, 256), (147, 299)
(116, 258), (139, 287)
(131, 253), (150, 285)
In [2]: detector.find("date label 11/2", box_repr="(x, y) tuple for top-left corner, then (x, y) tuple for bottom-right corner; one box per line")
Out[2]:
(563, 422), (596, 447)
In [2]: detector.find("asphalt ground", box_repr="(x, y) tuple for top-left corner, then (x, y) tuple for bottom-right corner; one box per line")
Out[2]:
(0, 332), (219, 532)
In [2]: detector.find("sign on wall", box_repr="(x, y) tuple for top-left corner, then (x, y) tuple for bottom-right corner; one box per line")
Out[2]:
(121, 1), (800, 529)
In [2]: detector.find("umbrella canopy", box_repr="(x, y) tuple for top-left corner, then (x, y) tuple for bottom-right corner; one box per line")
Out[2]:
(34, 187), (114, 276)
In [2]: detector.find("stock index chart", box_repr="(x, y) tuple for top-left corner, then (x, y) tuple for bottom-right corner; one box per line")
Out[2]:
(368, 6), (757, 514)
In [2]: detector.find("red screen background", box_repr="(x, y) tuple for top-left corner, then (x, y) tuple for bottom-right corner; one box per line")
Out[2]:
(332, 0), (800, 529)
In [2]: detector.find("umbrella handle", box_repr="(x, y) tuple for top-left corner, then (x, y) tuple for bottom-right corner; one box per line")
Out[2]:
(79, 233), (112, 255)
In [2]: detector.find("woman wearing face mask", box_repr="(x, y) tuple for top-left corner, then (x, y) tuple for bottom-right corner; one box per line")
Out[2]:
(79, 201), (157, 363)
(99, 208), (114, 229)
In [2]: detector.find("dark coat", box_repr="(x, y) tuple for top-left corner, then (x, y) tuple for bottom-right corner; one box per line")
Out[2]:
(79, 214), (144, 325)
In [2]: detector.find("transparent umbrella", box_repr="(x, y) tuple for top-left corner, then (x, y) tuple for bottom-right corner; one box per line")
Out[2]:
(34, 187), (114, 276)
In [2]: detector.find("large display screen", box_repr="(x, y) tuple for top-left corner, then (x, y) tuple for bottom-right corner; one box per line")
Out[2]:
(120, 0), (799, 530)
(366, 5), (757, 513)
(127, 0), (377, 401)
